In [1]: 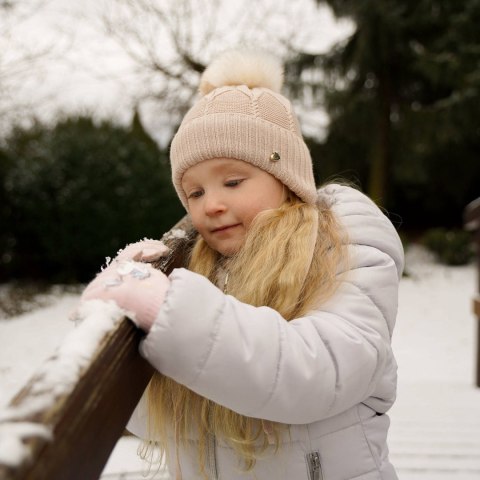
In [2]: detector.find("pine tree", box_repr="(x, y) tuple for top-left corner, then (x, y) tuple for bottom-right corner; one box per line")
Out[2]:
(290, 0), (480, 225)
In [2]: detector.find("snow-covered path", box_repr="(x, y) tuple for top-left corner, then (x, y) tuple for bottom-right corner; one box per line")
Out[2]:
(0, 245), (479, 479)
(388, 247), (480, 479)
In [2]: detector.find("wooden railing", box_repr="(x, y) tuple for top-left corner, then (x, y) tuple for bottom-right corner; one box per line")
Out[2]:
(0, 216), (195, 480)
(464, 197), (480, 387)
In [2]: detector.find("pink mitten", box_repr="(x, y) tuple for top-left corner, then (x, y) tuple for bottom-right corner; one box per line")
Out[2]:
(115, 239), (170, 263)
(81, 260), (170, 332)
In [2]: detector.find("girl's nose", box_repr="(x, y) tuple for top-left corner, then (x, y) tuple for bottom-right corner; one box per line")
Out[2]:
(204, 193), (227, 216)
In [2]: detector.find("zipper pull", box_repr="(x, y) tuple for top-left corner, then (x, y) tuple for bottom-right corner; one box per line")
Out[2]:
(306, 451), (322, 480)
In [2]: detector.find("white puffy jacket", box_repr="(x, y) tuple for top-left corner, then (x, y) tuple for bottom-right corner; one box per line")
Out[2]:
(127, 184), (405, 480)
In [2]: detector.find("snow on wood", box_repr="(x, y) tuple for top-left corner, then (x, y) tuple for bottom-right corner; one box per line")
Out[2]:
(163, 228), (188, 241)
(0, 300), (125, 469)
(0, 215), (195, 479)
(0, 423), (52, 468)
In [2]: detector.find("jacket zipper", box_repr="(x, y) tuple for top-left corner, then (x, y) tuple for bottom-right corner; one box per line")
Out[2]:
(306, 451), (323, 480)
(207, 407), (219, 480)
(207, 431), (218, 479)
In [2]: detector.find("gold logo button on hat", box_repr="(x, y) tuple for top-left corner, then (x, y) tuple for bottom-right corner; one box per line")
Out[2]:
(270, 152), (281, 162)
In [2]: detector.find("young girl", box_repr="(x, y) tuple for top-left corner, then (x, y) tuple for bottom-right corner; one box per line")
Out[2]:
(82, 50), (404, 480)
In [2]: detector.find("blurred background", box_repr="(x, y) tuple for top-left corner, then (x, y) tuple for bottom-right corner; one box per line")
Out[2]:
(1, 2), (480, 478)
(0, 0), (478, 284)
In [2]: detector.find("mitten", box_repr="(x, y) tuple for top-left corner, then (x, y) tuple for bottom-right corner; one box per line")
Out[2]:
(114, 239), (170, 263)
(81, 260), (170, 332)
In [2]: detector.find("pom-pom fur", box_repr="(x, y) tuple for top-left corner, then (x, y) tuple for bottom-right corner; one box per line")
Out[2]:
(199, 49), (284, 96)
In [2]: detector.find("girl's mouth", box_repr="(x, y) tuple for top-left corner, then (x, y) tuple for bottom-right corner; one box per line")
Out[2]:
(211, 224), (240, 233)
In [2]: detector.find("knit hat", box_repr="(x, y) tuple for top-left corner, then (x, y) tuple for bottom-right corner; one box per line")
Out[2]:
(170, 49), (317, 208)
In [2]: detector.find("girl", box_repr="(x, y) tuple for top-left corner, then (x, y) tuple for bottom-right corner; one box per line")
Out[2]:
(82, 50), (404, 480)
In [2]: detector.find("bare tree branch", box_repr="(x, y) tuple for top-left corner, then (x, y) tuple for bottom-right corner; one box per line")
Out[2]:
(0, 0), (65, 132)
(97, 0), (324, 126)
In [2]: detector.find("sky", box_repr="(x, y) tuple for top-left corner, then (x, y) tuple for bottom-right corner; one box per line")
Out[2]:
(1, 0), (354, 141)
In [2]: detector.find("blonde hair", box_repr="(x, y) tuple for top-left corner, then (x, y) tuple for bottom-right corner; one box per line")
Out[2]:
(141, 191), (347, 477)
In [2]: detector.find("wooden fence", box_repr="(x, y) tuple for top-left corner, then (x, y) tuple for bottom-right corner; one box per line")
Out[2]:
(0, 216), (195, 480)
(464, 197), (480, 387)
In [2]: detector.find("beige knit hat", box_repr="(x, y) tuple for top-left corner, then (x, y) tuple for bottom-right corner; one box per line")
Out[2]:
(170, 49), (317, 207)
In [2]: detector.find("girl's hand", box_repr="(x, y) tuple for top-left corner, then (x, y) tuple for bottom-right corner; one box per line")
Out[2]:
(115, 239), (170, 263)
(81, 260), (170, 332)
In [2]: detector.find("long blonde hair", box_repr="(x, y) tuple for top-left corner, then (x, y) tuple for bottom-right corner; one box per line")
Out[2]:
(142, 191), (347, 476)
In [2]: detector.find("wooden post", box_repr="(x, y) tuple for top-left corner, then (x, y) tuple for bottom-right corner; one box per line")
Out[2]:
(464, 197), (480, 387)
(0, 216), (195, 479)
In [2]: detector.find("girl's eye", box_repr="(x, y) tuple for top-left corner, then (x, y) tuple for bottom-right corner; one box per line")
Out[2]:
(225, 179), (243, 187)
(188, 190), (203, 199)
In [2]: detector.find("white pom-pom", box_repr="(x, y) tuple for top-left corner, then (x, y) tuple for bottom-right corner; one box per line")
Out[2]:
(199, 49), (284, 96)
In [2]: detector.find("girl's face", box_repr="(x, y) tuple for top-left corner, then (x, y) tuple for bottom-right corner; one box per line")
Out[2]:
(182, 158), (286, 256)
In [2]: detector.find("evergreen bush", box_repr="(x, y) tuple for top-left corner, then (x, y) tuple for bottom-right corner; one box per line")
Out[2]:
(422, 228), (474, 266)
(1, 115), (184, 282)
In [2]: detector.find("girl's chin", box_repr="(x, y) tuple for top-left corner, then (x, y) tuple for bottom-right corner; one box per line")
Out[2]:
(214, 246), (239, 257)
(208, 239), (243, 257)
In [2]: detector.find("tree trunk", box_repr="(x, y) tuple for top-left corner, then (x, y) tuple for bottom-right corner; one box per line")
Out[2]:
(368, 74), (392, 204)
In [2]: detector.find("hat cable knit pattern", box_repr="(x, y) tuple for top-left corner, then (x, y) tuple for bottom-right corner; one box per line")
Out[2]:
(170, 50), (317, 207)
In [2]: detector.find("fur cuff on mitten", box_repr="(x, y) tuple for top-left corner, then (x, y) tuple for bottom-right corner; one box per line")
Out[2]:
(115, 239), (170, 263)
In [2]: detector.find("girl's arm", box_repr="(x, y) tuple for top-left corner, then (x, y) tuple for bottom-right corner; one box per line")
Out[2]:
(140, 185), (404, 424)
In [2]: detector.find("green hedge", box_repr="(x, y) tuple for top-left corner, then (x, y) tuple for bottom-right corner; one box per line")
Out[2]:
(1, 116), (184, 282)
(422, 228), (474, 266)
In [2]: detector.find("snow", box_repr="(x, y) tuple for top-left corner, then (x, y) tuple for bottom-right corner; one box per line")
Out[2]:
(0, 293), (79, 409)
(393, 245), (476, 383)
(0, 299), (126, 468)
(0, 244), (478, 478)
(0, 422), (52, 467)
(30, 300), (125, 394)
(163, 228), (187, 241)
(388, 246), (480, 479)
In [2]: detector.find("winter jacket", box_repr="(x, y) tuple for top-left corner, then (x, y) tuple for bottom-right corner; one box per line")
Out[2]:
(127, 184), (405, 480)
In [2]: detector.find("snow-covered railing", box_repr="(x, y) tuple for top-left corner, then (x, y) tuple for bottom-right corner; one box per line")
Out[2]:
(0, 216), (195, 480)
(465, 197), (480, 387)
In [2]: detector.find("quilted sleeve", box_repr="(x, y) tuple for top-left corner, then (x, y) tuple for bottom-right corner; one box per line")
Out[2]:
(139, 185), (404, 424)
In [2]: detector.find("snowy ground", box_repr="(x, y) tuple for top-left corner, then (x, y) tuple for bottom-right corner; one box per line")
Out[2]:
(388, 246), (480, 479)
(0, 245), (479, 479)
